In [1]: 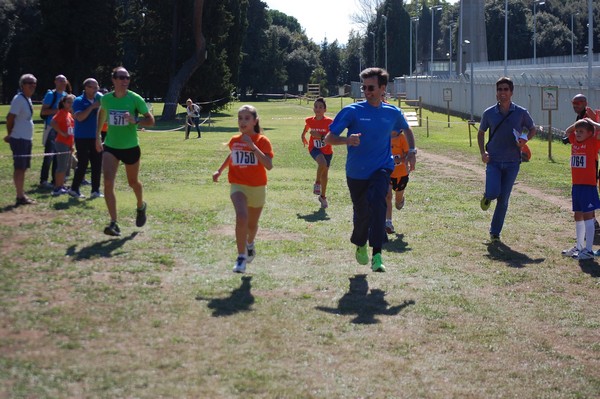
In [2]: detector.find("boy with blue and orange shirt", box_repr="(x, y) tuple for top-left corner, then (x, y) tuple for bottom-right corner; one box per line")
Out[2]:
(562, 118), (600, 260)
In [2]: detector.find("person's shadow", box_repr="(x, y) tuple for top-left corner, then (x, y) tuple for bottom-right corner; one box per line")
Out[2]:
(316, 274), (415, 324)
(485, 241), (545, 268)
(65, 232), (138, 260)
(196, 276), (254, 317)
(578, 259), (600, 277)
(384, 233), (410, 254)
(296, 208), (330, 222)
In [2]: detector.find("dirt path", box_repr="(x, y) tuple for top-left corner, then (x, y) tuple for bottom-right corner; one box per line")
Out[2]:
(419, 150), (571, 212)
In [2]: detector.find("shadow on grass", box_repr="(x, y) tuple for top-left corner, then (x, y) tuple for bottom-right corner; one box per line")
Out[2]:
(485, 241), (545, 268)
(52, 197), (94, 211)
(578, 260), (600, 278)
(316, 274), (415, 324)
(196, 276), (254, 317)
(296, 208), (330, 222)
(66, 232), (138, 260)
(384, 233), (410, 253)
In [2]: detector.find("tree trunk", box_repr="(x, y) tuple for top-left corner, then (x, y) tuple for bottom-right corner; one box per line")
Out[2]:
(161, 0), (206, 121)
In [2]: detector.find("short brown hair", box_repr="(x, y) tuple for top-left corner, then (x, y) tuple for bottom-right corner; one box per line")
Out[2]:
(360, 67), (389, 87)
(496, 76), (513, 92)
(574, 119), (594, 133)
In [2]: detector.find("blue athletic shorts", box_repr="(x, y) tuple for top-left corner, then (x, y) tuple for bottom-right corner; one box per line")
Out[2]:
(572, 184), (600, 212)
(309, 148), (332, 167)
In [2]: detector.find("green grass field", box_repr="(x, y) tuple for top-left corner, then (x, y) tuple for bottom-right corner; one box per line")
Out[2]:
(1, 99), (599, 398)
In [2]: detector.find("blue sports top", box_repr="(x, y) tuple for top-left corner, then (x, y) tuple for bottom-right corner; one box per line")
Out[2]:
(329, 101), (409, 179)
(42, 90), (67, 125)
(73, 93), (102, 139)
(479, 102), (535, 163)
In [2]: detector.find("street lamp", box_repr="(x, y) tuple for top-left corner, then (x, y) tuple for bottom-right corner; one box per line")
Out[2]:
(430, 6), (442, 76)
(448, 23), (454, 77)
(413, 17), (420, 99)
(504, 0), (508, 75)
(369, 31), (375, 66)
(571, 12), (579, 63)
(533, 0), (545, 65)
(464, 39), (474, 121)
(588, 0), (593, 91)
(382, 15), (388, 71)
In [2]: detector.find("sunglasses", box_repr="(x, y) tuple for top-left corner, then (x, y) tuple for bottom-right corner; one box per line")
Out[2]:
(361, 85), (377, 92)
(23, 81), (37, 85)
(114, 75), (130, 80)
(496, 87), (510, 92)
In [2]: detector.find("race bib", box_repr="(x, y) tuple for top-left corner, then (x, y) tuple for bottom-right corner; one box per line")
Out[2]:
(232, 150), (257, 166)
(313, 138), (325, 148)
(571, 155), (587, 168)
(68, 126), (74, 136)
(109, 110), (129, 126)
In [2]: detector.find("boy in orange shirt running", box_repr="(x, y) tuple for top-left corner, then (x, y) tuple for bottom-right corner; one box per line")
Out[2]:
(213, 105), (274, 273)
(385, 131), (410, 234)
(301, 97), (333, 208)
(561, 118), (600, 260)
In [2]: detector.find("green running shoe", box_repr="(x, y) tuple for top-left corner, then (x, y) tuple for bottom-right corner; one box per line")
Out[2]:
(371, 253), (386, 272)
(480, 196), (491, 211)
(355, 244), (369, 265)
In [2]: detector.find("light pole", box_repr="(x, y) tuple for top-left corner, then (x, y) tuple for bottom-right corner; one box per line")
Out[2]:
(430, 6), (442, 76)
(382, 15), (388, 71)
(448, 23), (454, 77)
(410, 18), (414, 77)
(414, 17), (419, 99)
(588, 0), (593, 91)
(369, 31), (375, 66)
(504, 0), (508, 76)
(533, 1), (545, 65)
(571, 12), (579, 63)
(359, 43), (363, 74)
(458, 0), (463, 75)
(464, 39), (474, 121)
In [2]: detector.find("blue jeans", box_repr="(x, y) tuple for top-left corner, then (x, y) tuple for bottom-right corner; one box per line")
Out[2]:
(485, 161), (520, 236)
(346, 169), (391, 248)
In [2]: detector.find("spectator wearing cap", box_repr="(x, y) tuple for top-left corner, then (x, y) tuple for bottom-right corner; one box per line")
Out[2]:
(4, 74), (38, 206)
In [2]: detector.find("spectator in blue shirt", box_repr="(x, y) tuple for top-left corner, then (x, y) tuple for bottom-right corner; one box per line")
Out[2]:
(69, 78), (103, 199)
(39, 74), (69, 188)
(326, 67), (417, 272)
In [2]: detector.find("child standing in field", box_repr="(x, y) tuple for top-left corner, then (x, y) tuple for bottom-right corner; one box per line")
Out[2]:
(385, 131), (410, 234)
(213, 105), (274, 273)
(562, 118), (600, 260)
(301, 97), (333, 208)
(50, 94), (76, 196)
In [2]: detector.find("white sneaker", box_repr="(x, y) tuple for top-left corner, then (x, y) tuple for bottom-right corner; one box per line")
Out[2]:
(90, 191), (104, 199)
(561, 246), (579, 257)
(68, 189), (85, 198)
(246, 244), (255, 264)
(385, 220), (395, 234)
(52, 187), (68, 196)
(574, 248), (594, 260)
(313, 183), (321, 196)
(233, 256), (247, 273)
(318, 196), (328, 209)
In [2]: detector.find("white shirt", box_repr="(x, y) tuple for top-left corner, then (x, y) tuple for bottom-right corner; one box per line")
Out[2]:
(8, 93), (34, 140)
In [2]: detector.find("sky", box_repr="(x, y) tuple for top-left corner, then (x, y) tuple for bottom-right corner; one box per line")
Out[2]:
(262, 0), (459, 45)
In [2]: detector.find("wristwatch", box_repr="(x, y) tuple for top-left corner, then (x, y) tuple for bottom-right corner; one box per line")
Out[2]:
(408, 148), (417, 154)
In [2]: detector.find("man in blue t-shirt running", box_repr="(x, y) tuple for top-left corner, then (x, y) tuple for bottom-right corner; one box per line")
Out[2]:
(326, 67), (417, 272)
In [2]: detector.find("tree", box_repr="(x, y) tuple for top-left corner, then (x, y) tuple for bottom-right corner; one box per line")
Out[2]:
(161, 0), (206, 120)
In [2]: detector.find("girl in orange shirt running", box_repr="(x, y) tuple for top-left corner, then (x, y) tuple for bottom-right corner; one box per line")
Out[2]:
(301, 97), (333, 208)
(385, 131), (410, 234)
(213, 105), (274, 273)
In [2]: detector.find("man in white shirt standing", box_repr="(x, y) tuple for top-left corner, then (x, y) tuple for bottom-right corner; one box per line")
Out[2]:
(4, 74), (38, 206)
